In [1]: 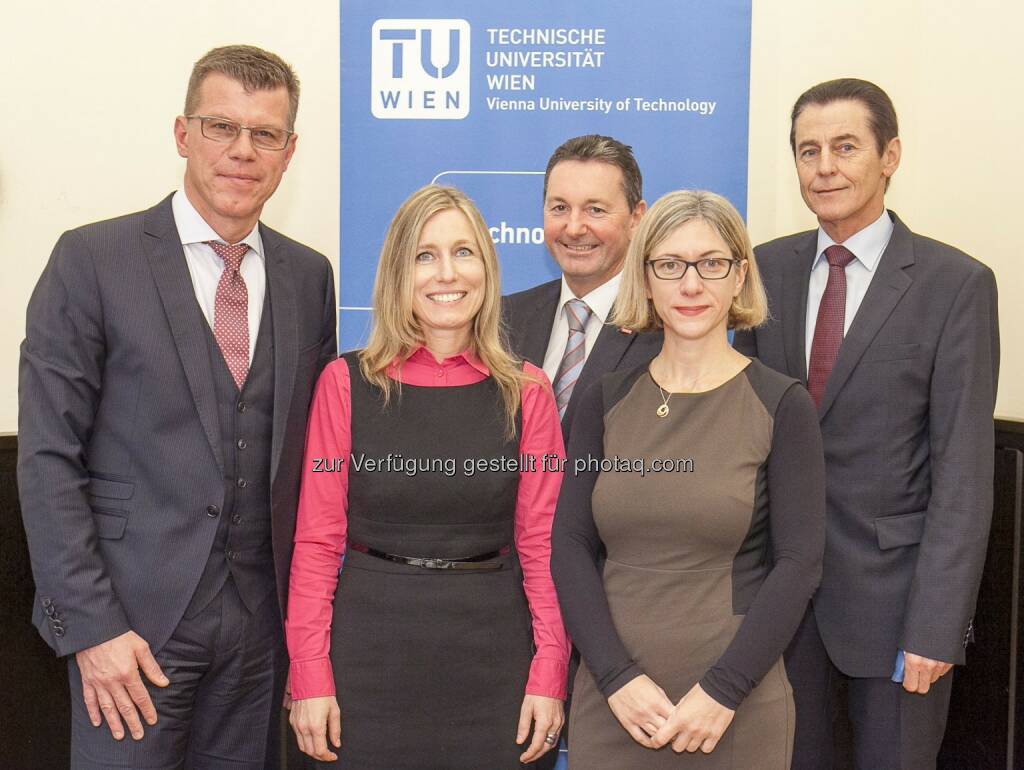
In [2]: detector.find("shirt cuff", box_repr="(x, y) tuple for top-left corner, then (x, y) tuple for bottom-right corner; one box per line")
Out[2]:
(525, 655), (568, 700)
(289, 657), (336, 700)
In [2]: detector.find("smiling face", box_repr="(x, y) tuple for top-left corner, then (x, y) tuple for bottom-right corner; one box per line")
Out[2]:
(543, 160), (645, 297)
(793, 99), (900, 243)
(645, 218), (747, 344)
(174, 72), (296, 242)
(411, 207), (486, 353)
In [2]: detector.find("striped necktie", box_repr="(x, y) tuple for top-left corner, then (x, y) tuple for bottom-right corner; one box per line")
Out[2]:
(553, 298), (594, 419)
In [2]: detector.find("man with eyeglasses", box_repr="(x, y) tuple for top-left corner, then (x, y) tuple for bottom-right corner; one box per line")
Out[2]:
(18, 45), (336, 768)
(733, 78), (998, 769)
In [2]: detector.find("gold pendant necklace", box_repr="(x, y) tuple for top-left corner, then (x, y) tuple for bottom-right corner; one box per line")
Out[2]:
(656, 385), (672, 417)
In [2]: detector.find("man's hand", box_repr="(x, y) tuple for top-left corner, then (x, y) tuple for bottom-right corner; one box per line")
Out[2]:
(650, 682), (735, 754)
(903, 653), (953, 695)
(290, 695), (341, 762)
(75, 630), (169, 740)
(516, 694), (564, 763)
(606, 674), (675, 748)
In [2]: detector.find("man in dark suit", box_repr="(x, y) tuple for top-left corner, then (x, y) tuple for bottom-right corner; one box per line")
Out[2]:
(503, 136), (659, 769)
(733, 78), (999, 769)
(503, 134), (660, 438)
(18, 45), (336, 768)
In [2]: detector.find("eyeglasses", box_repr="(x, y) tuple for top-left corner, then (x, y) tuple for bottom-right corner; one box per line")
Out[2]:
(186, 115), (293, 151)
(646, 257), (741, 281)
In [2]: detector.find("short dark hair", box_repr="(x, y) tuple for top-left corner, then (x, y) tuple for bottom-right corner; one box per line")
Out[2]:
(185, 45), (300, 130)
(790, 78), (898, 157)
(543, 134), (643, 211)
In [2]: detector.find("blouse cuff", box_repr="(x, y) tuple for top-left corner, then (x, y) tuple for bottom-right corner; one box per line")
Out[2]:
(599, 663), (644, 700)
(289, 657), (336, 700)
(525, 656), (568, 700)
(698, 671), (743, 711)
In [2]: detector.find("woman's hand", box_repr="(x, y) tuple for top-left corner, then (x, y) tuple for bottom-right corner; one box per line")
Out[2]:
(516, 694), (564, 763)
(289, 695), (341, 762)
(606, 674), (675, 748)
(650, 682), (735, 754)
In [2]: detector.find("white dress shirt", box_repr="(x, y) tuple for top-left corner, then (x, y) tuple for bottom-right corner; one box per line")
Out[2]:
(172, 190), (266, 363)
(805, 210), (894, 368)
(542, 272), (622, 385)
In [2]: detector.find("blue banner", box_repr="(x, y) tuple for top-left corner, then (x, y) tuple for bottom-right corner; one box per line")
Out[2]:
(340, 0), (752, 351)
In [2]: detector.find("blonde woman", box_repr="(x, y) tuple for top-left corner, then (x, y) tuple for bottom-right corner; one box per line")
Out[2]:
(285, 185), (569, 768)
(551, 190), (825, 768)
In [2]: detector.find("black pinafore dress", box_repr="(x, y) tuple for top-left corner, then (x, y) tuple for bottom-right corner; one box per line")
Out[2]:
(320, 355), (535, 769)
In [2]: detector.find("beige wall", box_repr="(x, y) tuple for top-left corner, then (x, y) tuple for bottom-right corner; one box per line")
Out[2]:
(1, 1), (1020, 431)
(748, 0), (1022, 419)
(0, 2), (341, 432)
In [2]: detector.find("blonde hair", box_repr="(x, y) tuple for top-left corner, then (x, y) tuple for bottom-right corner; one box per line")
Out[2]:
(613, 190), (768, 332)
(359, 185), (531, 435)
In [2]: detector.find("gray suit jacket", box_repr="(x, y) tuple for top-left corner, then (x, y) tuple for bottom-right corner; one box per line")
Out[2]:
(18, 195), (337, 657)
(501, 278), (662, 440)
(733, 211), (999, 676)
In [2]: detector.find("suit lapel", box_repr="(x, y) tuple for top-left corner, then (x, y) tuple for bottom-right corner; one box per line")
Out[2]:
(563, 318), (635, 429)
(142, 197), (224, 471)
(818, 214), (914, 420)
(261, 226), (298, 485)
(782, 233), (816, 384)
(515, 281), (560, 367)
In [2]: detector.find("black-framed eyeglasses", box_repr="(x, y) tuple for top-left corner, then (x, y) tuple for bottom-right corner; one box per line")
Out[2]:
(186, 115), (294, 151)
(646, 257), (742, 281)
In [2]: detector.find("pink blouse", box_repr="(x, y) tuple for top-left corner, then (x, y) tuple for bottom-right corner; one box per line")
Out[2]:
(285, 348), (570, 700)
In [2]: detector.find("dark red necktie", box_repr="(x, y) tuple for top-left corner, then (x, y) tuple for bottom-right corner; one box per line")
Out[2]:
(807, 244), (856, 407)
(206, 241), (250, 389)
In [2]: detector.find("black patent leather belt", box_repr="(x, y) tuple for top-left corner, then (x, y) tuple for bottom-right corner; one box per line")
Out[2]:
(349, 542), (508, 571)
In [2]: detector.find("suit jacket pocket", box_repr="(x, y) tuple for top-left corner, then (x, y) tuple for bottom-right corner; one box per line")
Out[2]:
(88, 477), (135, 500)
(861, 343), (921, 363)
(91, 508), (128, 539)
(875, 510), (926, 549)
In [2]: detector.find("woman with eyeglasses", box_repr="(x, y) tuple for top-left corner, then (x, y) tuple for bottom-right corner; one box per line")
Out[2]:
(551, 190), (825, 768)
(284, 185), (569, 767)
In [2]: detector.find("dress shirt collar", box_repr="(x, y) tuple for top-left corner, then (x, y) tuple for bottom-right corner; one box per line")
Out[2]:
(171, 189), (264, 259)
(813, 209), (893, 273)
(387, 346), (491, 380)
(557, 270), (622, 324)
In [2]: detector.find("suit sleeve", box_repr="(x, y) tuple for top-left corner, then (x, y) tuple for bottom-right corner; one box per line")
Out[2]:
(901, 265), (999, 662)
(731, 328), (758, 358)
(17, 230), (132, 655)
(699, 384), (825, 709)
(317, 257), (338, 373)
(551, 380), (643, 698)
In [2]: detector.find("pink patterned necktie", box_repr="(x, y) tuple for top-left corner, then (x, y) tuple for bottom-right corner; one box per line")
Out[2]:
(206, 241), (250, 389)
(807, 244), (856, 407)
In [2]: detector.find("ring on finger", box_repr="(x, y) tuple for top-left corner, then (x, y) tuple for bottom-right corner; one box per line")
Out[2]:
(544, 733), (558, 745)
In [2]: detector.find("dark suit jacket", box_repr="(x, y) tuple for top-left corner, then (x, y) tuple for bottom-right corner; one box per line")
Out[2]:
(502, 278), (662, 439)
(18, 195), (337, 657)
(733, 211), (999, 677)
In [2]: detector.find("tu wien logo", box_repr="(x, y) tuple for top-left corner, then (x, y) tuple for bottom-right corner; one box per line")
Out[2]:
(371, 19), (470, 120)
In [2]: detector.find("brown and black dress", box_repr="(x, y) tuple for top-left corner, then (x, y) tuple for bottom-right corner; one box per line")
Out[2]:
(552, 359), (825, 768)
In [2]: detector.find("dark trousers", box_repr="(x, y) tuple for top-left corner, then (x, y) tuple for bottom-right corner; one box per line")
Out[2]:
(69, 577), (286, 770)
(786, 608), (953, 770)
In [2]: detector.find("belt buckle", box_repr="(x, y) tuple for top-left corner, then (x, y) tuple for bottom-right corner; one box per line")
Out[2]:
(422, 557), (453, 569)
